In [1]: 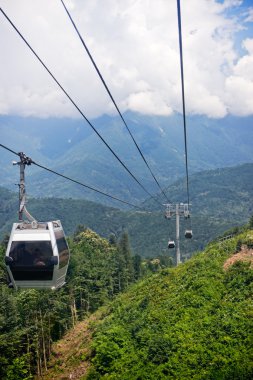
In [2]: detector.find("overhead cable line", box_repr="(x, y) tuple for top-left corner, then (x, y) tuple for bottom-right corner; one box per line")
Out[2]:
(0, 7), (163, 209)
(60, 0), (170, 203)
(0, 143), (146, 210)
(176, 0), (190, 206)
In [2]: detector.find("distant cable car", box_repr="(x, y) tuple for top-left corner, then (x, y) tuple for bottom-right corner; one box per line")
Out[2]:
(5, 220), (69, 290)
(184, 210), (190, 219)
(185, 230), (193, 239)
(4, 152), (70, 290)
(168, 240), (175, 249)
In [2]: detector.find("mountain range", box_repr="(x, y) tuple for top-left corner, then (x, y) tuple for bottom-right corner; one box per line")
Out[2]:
(1, 112), (253, 206)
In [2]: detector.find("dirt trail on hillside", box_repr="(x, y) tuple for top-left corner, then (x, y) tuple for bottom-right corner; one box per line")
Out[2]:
(38, 314), (97, 380)
(224, 245), (253, 270)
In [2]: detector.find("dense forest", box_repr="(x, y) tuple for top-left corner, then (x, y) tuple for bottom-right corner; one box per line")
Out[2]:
(0, 227), (171, 380)
(39, 220), (253, 380)
(0, 164), (252, 378)
(0, 218), (252, 379)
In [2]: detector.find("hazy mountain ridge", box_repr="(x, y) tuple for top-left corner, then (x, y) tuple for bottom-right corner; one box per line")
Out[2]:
(1, 113), (253, 205)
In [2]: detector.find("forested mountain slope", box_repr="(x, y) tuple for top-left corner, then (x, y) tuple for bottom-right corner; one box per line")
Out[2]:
(40, 228), (253, 380)
(0, 228), (147, 380)
(146, 162), (253, 214)
(1, 163), (252, 259)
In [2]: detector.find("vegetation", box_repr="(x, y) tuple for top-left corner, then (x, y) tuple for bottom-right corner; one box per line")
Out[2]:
(85, 230), (253, 379)
(1, 165), (253, 379)
(1, 221), (253, 378)
(0, 227), (170, 379)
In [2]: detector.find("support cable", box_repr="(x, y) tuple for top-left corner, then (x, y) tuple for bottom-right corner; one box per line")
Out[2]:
(0, 7), (163, 208)
(176, 0), (190, 206)
(60, 0), (170, 203)
(0, 143), (146, 210)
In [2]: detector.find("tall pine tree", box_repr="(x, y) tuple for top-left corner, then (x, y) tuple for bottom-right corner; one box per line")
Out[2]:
(118, 231), (134, 289)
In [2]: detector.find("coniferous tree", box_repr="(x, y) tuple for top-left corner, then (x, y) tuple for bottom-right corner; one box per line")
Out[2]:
(109, 233), (117, 246)
(118, 231), (134, 288)
(1, 233), (10, 249)
(133, 254), (142, 280)
(73, 224), (86, 242)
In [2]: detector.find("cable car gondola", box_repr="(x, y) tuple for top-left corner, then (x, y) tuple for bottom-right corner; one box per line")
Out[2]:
(5, 220), (69, 290)
(4, 152), (70, 290)
(185, 230), (193, 239)
(168, 240), (175, 249)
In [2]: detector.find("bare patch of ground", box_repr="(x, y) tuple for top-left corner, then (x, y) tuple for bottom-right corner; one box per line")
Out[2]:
(224, 245), (253, 270)
(38, 314), (98, 380)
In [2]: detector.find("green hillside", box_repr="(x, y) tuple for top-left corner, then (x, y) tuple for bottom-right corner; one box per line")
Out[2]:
(0, 228), (146, 380)
(0, 221), (252, 379)
(146, 162), (253, 214)
(38, 227), (253, 380)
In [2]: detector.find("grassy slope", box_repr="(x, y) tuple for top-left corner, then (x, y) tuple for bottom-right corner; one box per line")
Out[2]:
(42, 230), (253, 380)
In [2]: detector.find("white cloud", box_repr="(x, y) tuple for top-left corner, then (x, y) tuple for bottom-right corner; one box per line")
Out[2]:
(126, 91), (173, 116)
(244, 7), (253, 22)
(225, 76), (253, 115)
(225, 38), (253, 115)
(242, 38), (253, 54)
(186, 84), (228, 118)
(0, 0), (252, 119)
(222, 0), (243, 9)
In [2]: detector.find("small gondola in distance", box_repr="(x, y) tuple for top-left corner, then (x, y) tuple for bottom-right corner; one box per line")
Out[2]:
(168, 240), (176, 249)
(185, 229), (193, 239)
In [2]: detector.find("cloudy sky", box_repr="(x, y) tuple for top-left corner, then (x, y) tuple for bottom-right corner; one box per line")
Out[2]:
(0, 0), (253, 119)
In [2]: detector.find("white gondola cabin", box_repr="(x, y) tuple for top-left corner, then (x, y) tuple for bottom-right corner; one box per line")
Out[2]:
(185, 230), (193, 239)
(168, 240), (175, 249)
(5, 220), (69, 290)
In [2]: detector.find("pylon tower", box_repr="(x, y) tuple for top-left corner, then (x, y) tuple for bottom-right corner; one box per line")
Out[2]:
(164, 203), (191, 266)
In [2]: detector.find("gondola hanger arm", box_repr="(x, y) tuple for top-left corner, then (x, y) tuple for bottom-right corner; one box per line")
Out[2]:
(13, 153), (36, 223)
